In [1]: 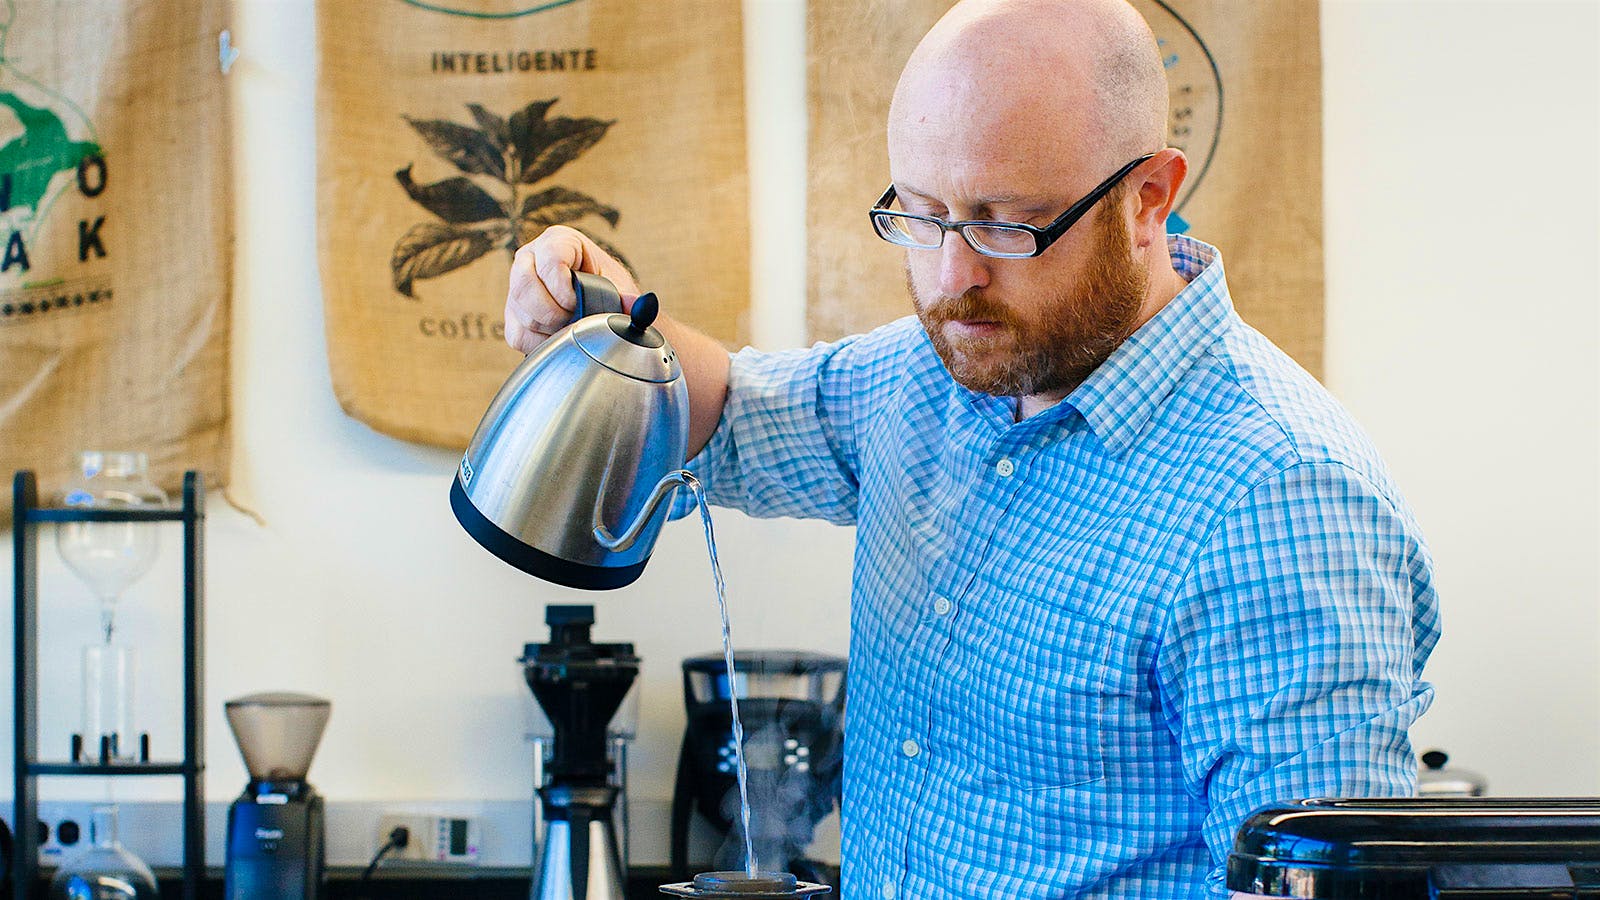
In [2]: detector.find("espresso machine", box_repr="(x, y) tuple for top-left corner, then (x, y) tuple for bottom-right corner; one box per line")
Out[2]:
(670, 652), (846, 886)
(223, 692), (331, 900)
(523, 605), (639, 899)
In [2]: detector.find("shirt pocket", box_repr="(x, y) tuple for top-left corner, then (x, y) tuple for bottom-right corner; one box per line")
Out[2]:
(958, 601), (1115, 791)
(969, 672), (1106, 791)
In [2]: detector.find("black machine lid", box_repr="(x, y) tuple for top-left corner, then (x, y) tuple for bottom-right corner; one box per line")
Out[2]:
(682, 651), (847, 676)
(1228, 798), (1600, 898)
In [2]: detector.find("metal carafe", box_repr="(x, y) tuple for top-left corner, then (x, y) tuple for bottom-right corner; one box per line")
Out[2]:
(451, 273), (692, 590)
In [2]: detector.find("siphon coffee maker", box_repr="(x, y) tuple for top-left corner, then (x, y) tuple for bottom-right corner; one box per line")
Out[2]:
(56, 450), (168, 764)
(223, 692), (331, 900)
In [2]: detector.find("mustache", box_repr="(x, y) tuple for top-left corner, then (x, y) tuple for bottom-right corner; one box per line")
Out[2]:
(921, 288), (1015, 325)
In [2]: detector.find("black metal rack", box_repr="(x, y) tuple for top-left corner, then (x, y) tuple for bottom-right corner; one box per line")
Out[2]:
(11, 469), (206, 900)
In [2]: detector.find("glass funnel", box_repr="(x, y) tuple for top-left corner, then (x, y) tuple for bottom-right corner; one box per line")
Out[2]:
(48, 805), (159, 900)
(55, 451), (168, 642)
(225, 692), (331, 782)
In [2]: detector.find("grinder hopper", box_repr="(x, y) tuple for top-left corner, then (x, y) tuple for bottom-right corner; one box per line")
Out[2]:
(224, 691), (331, 782)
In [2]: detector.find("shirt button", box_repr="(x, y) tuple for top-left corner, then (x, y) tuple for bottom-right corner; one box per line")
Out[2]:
(995, 457), (1015, 477)
(881, 883), (896, 900)
(932, 596), (953, 616)
(901, 739), (921, 758)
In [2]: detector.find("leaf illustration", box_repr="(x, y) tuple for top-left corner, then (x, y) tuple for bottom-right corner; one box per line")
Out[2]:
(391, 223), (497, 296)
(519, 115), (614, 185)
(392, 98), (624, 296)
(519, 186), (620, 229)
(396, 165), (505, 224)
(507, 99), (559, 175)
(466, 103), (509, 152)
(402, 115), (506, 180)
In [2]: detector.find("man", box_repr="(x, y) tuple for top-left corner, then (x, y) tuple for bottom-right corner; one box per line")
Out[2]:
(505, 0), (1440, 896)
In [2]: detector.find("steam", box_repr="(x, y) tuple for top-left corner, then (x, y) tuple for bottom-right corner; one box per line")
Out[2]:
(712, 717), (841, 876)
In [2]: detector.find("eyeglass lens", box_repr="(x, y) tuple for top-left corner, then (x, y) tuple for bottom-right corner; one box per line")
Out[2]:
(874, 213), (1036, 257)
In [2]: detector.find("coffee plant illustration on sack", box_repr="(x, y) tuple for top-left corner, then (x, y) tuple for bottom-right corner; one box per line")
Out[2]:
(391, 98), (628, 297)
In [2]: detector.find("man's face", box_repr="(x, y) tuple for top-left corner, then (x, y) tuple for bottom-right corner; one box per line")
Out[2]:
(905, 186), (1151, 399)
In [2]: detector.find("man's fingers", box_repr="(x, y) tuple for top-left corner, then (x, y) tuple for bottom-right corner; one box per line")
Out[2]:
(504, 225), (632, 352)
(506, 324), (549, 355)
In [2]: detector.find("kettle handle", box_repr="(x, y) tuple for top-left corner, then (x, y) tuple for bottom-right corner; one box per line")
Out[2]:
(572, 271), (624, 319)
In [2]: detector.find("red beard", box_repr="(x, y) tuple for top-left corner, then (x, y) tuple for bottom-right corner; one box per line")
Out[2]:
(914, 201), (1149, 398)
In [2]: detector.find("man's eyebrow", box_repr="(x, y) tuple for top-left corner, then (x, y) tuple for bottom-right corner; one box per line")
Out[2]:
(896, 183), (1040, 210)
(895, 184), (941, 203)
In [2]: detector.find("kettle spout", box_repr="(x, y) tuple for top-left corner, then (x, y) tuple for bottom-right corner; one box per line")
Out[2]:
(592, 465), (699, 553)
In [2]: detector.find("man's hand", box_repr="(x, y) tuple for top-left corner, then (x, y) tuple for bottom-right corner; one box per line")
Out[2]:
(504, 225), (641, 353)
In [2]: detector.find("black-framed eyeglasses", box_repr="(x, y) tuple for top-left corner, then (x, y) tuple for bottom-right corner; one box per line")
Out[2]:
(869, 153), (1156, 259)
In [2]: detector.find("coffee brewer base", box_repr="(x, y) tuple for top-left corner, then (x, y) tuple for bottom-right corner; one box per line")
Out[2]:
(533, 784), (628, 900)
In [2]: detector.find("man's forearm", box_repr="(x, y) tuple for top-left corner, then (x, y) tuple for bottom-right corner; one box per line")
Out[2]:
(651, 312), (731, 458)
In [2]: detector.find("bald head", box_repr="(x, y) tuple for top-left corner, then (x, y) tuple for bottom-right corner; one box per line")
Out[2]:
(888, 0), (1167, 191)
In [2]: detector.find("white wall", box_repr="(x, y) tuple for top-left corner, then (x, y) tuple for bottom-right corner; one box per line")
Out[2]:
(2, 0), (1595, 838)
(1321, 0), (1599, 794)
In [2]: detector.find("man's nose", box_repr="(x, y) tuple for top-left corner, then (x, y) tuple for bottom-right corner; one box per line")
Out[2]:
(937, 231), (991, 298)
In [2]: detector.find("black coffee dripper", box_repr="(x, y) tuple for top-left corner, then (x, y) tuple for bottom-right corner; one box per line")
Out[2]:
(523, 605), (638, 899)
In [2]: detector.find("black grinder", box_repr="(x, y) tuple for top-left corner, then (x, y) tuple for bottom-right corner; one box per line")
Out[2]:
(222, 692), (330, 900)
(670, 651), (846, 885)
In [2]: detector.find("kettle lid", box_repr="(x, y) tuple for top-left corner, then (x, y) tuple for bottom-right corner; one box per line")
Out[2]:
(571, 292), (681, 383)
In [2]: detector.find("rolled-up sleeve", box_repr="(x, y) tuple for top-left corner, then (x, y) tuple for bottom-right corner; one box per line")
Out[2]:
(671, 317), (921, 525)
(1154, 460), (1442, 898)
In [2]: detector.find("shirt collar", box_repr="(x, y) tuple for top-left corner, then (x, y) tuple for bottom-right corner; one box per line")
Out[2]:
(1064, 235), (1234, 457)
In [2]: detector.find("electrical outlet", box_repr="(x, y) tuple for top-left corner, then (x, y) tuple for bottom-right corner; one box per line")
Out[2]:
(375, 813), (481, 865)
(35, 803), (106, 864)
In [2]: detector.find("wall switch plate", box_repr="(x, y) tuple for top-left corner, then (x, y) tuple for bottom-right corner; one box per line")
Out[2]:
(376, 813), (482, 865)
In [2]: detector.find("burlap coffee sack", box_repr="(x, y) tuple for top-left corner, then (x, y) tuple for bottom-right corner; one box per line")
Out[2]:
(0, 0), (231, 523)
(317, 0), (750, 448)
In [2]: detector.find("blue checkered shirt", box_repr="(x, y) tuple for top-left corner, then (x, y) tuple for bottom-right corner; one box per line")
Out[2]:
(678, 236), (1440, 898)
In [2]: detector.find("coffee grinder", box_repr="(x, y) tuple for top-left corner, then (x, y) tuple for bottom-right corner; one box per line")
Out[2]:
(222, 692), (331, 900)
(523, 605), (639, 899)
(670, 652), (846, 886)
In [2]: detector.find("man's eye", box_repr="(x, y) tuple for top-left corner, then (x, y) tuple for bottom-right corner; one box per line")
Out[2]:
(990, 209), (1041, 226)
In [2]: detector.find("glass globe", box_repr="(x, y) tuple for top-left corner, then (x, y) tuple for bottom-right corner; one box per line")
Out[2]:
(48, 806), (159, 900)
(54, 451), (168, 642)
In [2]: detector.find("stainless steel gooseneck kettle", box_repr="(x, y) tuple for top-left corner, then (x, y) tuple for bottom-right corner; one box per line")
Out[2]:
(450, 272), (693, 590)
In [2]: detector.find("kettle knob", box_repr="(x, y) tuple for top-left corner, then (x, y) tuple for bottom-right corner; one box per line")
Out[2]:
(572, 271), (624, 319)
(627, 292), (659, 335)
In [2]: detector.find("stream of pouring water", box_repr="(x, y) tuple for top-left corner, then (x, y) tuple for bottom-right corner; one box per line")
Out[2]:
(684, 476), (758, 878)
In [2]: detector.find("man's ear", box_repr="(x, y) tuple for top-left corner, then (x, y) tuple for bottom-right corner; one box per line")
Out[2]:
(1132, 148), (1188, 248)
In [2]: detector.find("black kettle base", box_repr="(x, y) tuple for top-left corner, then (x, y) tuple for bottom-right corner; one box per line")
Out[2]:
(450, 478), (647, 590)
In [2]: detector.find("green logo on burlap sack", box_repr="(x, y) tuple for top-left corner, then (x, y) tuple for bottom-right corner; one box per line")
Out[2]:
(0, 94), (100, 216)
(391, 97), (627, 298)
(0, 12), (112, 326)
(0, 92), (106, 275)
